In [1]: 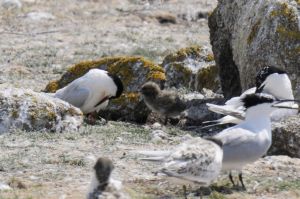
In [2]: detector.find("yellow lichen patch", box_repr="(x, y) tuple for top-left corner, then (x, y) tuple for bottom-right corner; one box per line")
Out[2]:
(164, 45), (203, 63)
(11, 110), (19, 118)
(296, 0), (300, 5)
(197, 65), (219, 91)
(173, 63), (192, 81)
(107, 57), (136, 87)
(67, 57), (122, 78)
(247, 20), (261, 45)
(47, 110), (57, 121)
(126, 92), (140, 103)
(205, 53), (215, 62)
(112, 92), (141, 105)
(276, 26), (300, 40)
(147, 71), (166, 81)
(270, 3), (297, 22)
(45, 80), (59, 93)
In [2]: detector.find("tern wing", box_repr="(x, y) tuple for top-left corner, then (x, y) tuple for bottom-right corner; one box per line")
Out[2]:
(162, 138), (223, 184)
(55, 82), (90, 108)
(214, 127), (256, 147)
(214, 127), (270, 164)
(156, 93), (186, 112)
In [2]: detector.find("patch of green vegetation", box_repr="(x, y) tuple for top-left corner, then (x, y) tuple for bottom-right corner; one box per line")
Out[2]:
(275, 180), (300, 191)
(130, 47), (161, 61)
(247, 20), (261, 44)
(58, 154), (86, 167)
(209, 191), (227, 199)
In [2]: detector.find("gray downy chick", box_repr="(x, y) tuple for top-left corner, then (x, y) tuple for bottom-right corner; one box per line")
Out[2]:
(140, 81), (187, 125)
(87, 157), (129, 199)
(87, 158), (114, 199)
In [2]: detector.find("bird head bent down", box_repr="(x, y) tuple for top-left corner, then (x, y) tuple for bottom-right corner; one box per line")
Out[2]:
(140, 81), (161, 97)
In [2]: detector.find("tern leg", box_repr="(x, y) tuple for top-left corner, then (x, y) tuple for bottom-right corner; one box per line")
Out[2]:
(183, 185), (188, 199)
(183, 185), (187, 199)
(229, 172), (235, 186)
(238, 172), (246, 190)
(85, 111), (98, 125)
(199, 189), (203, 199)
(164, 115), (168, 125)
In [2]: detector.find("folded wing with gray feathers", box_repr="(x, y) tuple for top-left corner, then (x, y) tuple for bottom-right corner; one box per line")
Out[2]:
(54, 79), (90, 108)
(155, 92), (187, 114)
(138, 137), (223, 185)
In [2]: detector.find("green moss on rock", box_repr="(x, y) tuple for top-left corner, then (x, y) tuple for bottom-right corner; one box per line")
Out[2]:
(197, 65), (219, 91)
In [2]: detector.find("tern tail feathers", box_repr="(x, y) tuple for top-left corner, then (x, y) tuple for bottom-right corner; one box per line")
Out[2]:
(206, 103), (229, 115)
(202, 115), (242, 129)
(138, 150), (170, 162)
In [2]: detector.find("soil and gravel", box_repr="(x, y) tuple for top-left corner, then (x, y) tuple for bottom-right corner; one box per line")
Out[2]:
(0, 0), (300, 199)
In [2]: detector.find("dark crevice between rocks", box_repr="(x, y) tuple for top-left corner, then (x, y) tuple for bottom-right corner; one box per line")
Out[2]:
(208, 8), (242, 99)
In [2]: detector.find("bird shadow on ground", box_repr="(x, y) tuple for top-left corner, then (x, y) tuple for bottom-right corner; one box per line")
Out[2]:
(193, 184), (247, 196)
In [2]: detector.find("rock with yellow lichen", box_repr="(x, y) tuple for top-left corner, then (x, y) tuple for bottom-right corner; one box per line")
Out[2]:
(209, 0), (300, 99)
(161, 46), (219, 92)
(0, 85), (83, 133)
(44, 56), (166, 123)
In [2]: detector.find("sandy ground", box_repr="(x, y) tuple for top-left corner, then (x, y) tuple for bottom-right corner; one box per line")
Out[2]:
(0, 0), (300, 198)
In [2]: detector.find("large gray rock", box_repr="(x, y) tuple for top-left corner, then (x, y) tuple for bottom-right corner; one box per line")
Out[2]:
(209, 0), (300, 99)
(161, 46), (220, 92)
(183, 90), (224, 127)
(269, 115), (300, 158)
(0, 87), (83, 133)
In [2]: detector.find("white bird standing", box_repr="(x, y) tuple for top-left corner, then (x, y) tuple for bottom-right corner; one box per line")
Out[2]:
(54, 69), (123, 121)
(204, 66), (298, 127)
(87, 157), (129, 199)
(212, 93), (299, 188)
(138, 137), (223, 198)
